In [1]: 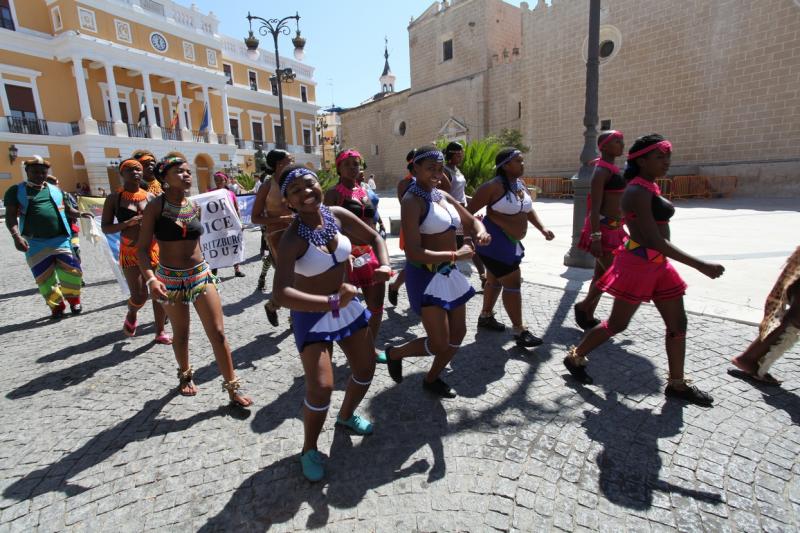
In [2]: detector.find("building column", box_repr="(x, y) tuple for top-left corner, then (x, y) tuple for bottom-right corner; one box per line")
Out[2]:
(141, 71), (161, 139)
(104, 63), (128, 137)
(289, 108), (298, 149)
(71, 57), (98, 135)
(220, 86), (234, 145)
(86, 161), (111, 194)
(173, 79), (190, 141)
(201, 85), (217, 144)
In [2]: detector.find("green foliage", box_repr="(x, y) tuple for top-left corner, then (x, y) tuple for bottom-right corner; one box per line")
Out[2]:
(234, 173), (256, 192)
(485, 128), (530, 153)
(315, 168), (339, 191)
(435, 137), (502, 194)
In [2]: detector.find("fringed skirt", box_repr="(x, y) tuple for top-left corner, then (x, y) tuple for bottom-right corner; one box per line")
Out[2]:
(155, 261), (219, 304)
(290, 299), (371, 351)
(578, 215), (627, 254)
(597, 239), (687, 304)
(119, 236), (159, 269)
(405, 261), (475, 315)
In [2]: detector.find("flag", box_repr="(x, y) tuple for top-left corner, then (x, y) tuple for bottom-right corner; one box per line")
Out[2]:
(198, 103), (209, 132)
(169, 111), (179, 129)
(137, 95), (147, 126)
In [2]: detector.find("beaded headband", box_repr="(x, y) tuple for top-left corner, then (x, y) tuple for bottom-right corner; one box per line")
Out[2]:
(281, 167), (317, 196)
(119, 159), (143, 173)
(627, 140), (672, 161)
(412, 150), (444, 164)
(496, 150), (522, 169)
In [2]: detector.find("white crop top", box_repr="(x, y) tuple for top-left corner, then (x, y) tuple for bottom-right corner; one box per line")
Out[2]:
(419, 199), (460, 235)
(294, 232), (352, 277)
(490, 179), (533, 215)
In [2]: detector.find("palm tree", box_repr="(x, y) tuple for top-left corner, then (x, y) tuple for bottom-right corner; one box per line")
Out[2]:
(436, 138), (501, 194)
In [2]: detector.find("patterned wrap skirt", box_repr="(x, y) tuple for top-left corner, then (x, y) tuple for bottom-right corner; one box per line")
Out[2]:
(405, 261), (475, 315)
(155, 261), (219, 304)
(290, 299), (371, 352)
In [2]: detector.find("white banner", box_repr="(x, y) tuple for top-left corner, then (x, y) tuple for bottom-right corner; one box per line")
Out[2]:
(77, 196), (130, 297)
(191, 189), (245, 269)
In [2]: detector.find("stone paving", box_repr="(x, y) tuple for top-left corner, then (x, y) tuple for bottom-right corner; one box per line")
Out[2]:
(0, 227), (798, 532)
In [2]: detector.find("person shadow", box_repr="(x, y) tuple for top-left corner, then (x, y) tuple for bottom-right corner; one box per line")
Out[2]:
(563, 380), (723, 510)
(201, 371), (449, 531)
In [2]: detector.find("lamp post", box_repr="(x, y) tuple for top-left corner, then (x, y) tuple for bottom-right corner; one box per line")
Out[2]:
(316, 115), (328, 169)
(564, 0), (601, 268)
(244, 11), (306, 151)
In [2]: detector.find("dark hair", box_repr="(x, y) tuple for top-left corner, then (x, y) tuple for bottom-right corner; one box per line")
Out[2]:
(405, 149), (416, 172)
(444, 141), (464, 162)
(266, 149), (290, 174)
(155, 156), (186, 182)
(494, 146), (519, 195)
(623, 133), (666, 181)
(411, 144), (441, 166)
(278, 164), (315, 197)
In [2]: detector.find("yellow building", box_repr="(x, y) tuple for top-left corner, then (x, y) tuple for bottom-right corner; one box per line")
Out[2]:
(0, 0), (321, 196)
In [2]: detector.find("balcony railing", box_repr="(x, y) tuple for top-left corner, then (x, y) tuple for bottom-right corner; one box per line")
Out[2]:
(0, 116), (76, 136)
(98, 121), (115, 136)
(193, 130), (209, 143)
(161, 126), (182, 141)
(127, 123), (150, 138)
(140, 0), (165, 16)
(216, 133), (228, 144)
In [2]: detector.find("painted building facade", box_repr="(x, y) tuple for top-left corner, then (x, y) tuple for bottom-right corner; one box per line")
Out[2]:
(0, 0), (320, 196)
(341, 0), (800, 196)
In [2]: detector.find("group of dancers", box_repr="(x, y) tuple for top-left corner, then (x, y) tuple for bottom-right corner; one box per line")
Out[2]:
(5, 134), (798, 483)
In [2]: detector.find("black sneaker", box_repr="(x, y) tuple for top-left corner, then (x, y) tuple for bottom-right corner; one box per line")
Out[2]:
(70, 303), (83, 315)
(388, 287), (398, 306)
(234, 270), (246, 278)
(563, 355), (593, 384)
(573, 304), (600, 330)
(514, 329), (543, 348)
(422, 378), (457, 398)
(665, 383), (714, 407)
(264, 301), (279, 327)
(478, 314), (506, 331)
(386, 346), (403, 384)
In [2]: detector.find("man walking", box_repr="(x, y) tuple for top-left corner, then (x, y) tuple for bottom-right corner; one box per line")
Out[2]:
(4, 156), (85, 318)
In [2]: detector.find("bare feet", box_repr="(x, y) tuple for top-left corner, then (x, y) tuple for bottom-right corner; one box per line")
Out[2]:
(730, 358), (782, 385)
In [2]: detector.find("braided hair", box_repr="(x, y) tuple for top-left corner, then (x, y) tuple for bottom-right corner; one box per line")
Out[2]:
(495, 146), (521, 197)
(623, 134), (666, 181)
(265, 149), (290, 175)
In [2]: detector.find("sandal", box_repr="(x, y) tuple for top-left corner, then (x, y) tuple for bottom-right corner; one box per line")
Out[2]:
(222, 378), (253, 407)
(123, 317), (138, 337)
(154, 332), (173, 345)
(376, 351), (388, 364)
(177, 366), (197, 396)
(563, 346), (593, 384)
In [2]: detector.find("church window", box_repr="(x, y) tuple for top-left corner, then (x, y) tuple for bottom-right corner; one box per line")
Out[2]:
(443, 39), (453, 61)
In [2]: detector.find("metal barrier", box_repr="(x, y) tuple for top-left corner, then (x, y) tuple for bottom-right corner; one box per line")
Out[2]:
(522, 177), (573, 198)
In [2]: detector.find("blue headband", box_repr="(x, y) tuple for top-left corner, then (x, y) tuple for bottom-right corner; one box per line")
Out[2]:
(280, 167), (317, 196)
(412, 150), (444, 164)
(496, 150), (522, 169)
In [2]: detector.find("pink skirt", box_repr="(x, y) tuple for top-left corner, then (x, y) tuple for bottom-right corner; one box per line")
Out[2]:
(349, 246), (381, 288)
(579, 216), (627, 254)
(597, 246), (687, 303)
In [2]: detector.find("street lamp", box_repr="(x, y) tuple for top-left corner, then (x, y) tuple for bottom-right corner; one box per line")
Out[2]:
(244, 11), (306, 151)
(316, 115), (328, 168)
(564, 0), (601, 268)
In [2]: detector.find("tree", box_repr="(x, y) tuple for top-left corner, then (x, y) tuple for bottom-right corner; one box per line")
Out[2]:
(486, 128), (530, 153)
(436, 137), (501, 194)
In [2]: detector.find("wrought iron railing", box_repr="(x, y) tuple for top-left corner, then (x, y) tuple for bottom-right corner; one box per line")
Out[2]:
(98, 121), (115, 136)
(127, 123), (150, 138)
(4, 116), (49, 135)
(160, 126), (182, 141)
(192, 130), (209, 143)
(216, 133), (228, 144)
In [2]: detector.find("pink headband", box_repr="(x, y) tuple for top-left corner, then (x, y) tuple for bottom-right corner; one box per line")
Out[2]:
(213, 171), (228, 180)
(335, 150), (362, 166)
(627, 140), (672, 161)
(598, 130), (623, 150)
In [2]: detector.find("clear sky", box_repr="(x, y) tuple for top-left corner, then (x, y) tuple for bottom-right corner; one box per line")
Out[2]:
(189, 0), (524, 110)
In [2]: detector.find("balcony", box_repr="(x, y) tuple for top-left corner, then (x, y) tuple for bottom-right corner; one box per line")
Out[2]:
(98, 121), (115, 136)
(193, 130), (209, 143)
(161, 126), (182, 141)
(216, 133), (228, 144)
(234, 138), (245, 149)
(304, 145), (322, 154)
(127, 123), (150, 138)
(0, 116), (76, 136)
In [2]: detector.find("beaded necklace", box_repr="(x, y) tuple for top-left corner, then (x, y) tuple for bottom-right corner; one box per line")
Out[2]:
(296, 205), (338, 247)
(162, 198), (200, 238)
(629, 177), (661, 196)
(408, 181), (443, 203)
(119, 188), (148, 203)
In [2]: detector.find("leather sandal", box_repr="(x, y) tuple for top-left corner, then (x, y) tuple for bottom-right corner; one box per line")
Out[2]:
(177, 366), (196, 396)
(222, 378), (253, 407)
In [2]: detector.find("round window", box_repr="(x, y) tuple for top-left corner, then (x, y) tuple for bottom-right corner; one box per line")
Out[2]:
(583, 25), (621, 64)
(398, 121), (406, 136)
(599, 40), (615, 59)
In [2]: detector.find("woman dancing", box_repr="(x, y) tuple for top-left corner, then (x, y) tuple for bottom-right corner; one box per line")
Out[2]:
(101, 159), (171, 343)
(384, 146), (490, 398)
(324, 149), (388, 359)
(387, 150), (417, 306)
(272, 165), (390, 481)
(137, 156), (252, 407)
(563, 134), (725, 406)
(468, 147), (555, 348)
(574, 130), (627, 329)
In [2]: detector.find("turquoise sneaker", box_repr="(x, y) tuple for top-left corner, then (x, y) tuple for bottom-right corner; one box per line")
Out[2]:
(375, 351), (388, 364)
(300, 449), (325, 482)
(336, 414), (374, 435)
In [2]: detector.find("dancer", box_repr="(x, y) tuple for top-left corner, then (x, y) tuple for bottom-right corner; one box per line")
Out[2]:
(46, 175), (84, 285)
(101, 158), (171, 343)
(272, 165), (390, 481)
(324, 149), (388, 359)
(574, 130), (627, 329)
(440, 141), (487, 288)
(137, 156), (252, 407)
(384, 146), (490, 398)
(468, 147), (554, 347)
(731, 247), (800, 385)
(387, 149), (417, 306)
(208, 171), (245, 278)
(562, 134), (725, 406)
(132, 150), (162, 195)
(4, 156), (87, 318)
(252, 149), (294, 326)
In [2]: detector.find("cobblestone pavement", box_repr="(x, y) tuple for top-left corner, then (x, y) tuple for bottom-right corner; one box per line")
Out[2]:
(0, 228), (798, 532)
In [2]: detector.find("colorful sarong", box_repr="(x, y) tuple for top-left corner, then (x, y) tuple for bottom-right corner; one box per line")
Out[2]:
(155, 261), (218, 304)
(25, 235), (82, 309)
(119, 236), (159, 269)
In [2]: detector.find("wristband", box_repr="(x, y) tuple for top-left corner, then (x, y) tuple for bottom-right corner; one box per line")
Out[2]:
(145, 277), (159, 287)
(328, 293), (340, 318)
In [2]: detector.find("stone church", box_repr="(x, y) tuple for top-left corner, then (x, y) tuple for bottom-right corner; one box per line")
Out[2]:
(340, 0), (800, 196)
